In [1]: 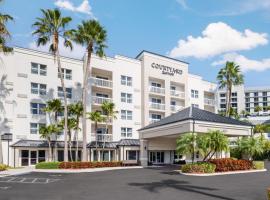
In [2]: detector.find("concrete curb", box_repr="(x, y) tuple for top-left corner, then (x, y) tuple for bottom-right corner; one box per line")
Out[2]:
(178, 169), (267, 176)
(34, 166), (143, 173)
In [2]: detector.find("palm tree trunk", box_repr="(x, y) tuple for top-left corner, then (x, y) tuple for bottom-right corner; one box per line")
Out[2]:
(68, 131), (73, 162)
(0, 138), (3, 164)
(95, 122), (98, 161)
(203, 151), (212, 161)
(54, 113), (58, 162)
(82, 47), (92, 162)
(226, 84), (232, 117)
(48, 139), (52, 162)
(56, 49), (68, 162)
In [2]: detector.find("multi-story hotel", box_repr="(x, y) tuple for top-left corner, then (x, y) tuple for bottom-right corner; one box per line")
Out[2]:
(0, 47), (264, 167)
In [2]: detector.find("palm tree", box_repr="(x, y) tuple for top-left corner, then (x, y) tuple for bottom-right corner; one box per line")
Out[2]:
(254, 124), (270, 139)
(32, 9), (74, 162)
(87, 111), (105, 160)
(39, 124), (62, 162)
(0, 0), (13, 54)
(196, 134), (211, 161)
(254, 106), (262, 113)
(239, 137), (264, 160)
(176, 133), (196, 163)
(208, 130), (229, 159)
(217, 62), (244, 117)
(72, 20), (107, 161)
(68, 102), (83, 161)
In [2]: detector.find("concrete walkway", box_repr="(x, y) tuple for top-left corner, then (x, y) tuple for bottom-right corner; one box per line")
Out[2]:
(0, 166), (34, 177)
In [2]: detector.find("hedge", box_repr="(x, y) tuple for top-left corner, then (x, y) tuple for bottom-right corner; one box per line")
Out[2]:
(253, 161), (265, 170)
(209, 158), (253, 172)
(35, 162), (60, 169)
(181, 163), (216, 174)
(59, 161), (123, 169)
(0, 164), (8, 171)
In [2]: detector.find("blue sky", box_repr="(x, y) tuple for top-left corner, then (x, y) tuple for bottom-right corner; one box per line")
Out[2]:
(2, 0), (270, 86)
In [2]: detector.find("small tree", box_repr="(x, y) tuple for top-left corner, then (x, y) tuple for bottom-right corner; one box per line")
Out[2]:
(196, 134), (211, 161)
(254, 106), (262, 113)
(176, 133), (196, 163)
(238, 137), (264, 160)
(208, 130), (229, 159)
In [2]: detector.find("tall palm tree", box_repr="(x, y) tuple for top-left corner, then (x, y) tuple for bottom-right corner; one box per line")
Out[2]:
(87, 111), (105, 160)
(176, 133), (196, 163)
(39, 124), (61, 162)
(68, 102), (83, 161)
(72, 20), (107, 161)
(0, 0), (13, 54)
(217, 61), (244, 117)
(208, 130), (229, 159)
(32, 9), (73, 162)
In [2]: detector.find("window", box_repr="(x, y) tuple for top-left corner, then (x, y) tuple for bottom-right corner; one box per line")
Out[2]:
(231, 98), (237, 102)
(221, 99), (226, 103)
(58, 68), (72, 80)
(121, 93), (132, 103)
(191, 90), (199, 98)
(246, 103), (250, 108)
(121, 110), (132, 120)
(231, 103), (237, 108)
(254, 97), (259, 102)
(171, 86), (176, 91)
(192, 104), (199, 108)
(127, 150), (137, 160)
(31, 82), (46, 95)
(31, 63), (47, 76)
(220, 93), (226, 98)
(263, 97), (268, 102)
(58, 87), (72, 98)
(151, 98), (161, 104)
(121, 127), (132, 138)
(245, 98), (250, 102)
(30, 103), (46, 115)
(151, 82), (161, 88)
(246, 108), (250, 112)
(97, 128), (107, 134)
(220, 104), (226, 109)
(254, 103), (259, 107)
(151, 114), (162, 120)
(30, 123), (45, 134)
(121, 75), (132, 86)
(171, 101), (176, 106)
(96, 93), (109, 98)
(232, 92), (237, 97)
(245, 93), (250, 97)
(254, 92), (258, 97)
(263, 102), (268, 107)
(263, 91), (268, 96)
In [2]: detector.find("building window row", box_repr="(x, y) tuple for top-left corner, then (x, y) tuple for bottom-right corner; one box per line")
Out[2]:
(121, 93), (132, 103)
(31, 62), (47, 76)
(31, 82), (47, 95)
(30, 103), (46, 115)
(121, 127), (132, 138)
(121, 75), (132, 86)
(121, 110), (133, 120)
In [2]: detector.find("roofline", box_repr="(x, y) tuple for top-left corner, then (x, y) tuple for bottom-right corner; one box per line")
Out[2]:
(135, 50), (189, 65)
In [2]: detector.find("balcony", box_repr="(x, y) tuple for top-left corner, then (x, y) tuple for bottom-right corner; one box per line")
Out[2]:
(170, 105), (183, 112)
(170, 90), (185, 98)
(91, 77), (113, 88)
(149, 86), (165, 94)
(149, 102), (165, 110)
(92, 96), (112, 105)
(149, 118), (160, 124)
(91, 133), (113, 142)
(204, 98), (216, 106)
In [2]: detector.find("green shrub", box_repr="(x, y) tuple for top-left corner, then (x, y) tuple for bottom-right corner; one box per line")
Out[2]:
(59, 161), (123, 169)
(253, 161), (265, 170)
(0, 164), (8, 171)
(181, 162), (216, 173)
(35, 162), (60, 169)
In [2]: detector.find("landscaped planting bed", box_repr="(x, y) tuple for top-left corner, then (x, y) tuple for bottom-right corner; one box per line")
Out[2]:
(209, 158), (253, 172)
(181, 162), (216, 173)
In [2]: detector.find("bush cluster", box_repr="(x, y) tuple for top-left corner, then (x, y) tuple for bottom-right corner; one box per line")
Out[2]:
(58, 161), (122, 169)
(209, 158), (253, 172)
(35, 162), (60, 169)
(181, 163), (216, 173)
(0, 164), (8, 171)
(253, 161), (265, 170)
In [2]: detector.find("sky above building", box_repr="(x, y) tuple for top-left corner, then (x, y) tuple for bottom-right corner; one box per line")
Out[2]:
(2, 0), (270, 86)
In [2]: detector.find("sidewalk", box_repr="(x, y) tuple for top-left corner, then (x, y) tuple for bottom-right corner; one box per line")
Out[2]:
(0, 166), (34, 177)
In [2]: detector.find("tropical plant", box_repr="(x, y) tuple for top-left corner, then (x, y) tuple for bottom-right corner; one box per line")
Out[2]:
(68, 102), (83, 161)
(101, 101), (117, 160)
(87, 111), (105, 155)
(254, 106), (262, 113)
(217, 61), (244, 117)
(208, 130), (229, 159)
(0, 0), (13, 54)
(39, 124), (62, 162)
(32, 9), (74, 162)
(196, 134), (211, 161)
(176, 133), (196, 163)
(238, 137), (264, 160)
(253, 124), (270, 140)
(229, 107), (239, 119)
(72, 20), (107, 161)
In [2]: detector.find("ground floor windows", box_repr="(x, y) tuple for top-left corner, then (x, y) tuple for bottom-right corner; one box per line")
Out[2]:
(57, 150), (81, 162)
(126, 150), (138, 160)
(92, 150), (115, 161)
(21, 150), (45, 166)
(149, 151), (164, 164)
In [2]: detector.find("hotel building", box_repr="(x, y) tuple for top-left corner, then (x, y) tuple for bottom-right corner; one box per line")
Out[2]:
(0, 47), (260, 167)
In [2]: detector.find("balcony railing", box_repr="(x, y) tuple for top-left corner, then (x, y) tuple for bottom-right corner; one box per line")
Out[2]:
(170, 90), (185, 98)
(149, 102), (165, 110)
(170, 105), (183, 112)
(149, 118), (160, 124)
(91, 77), (113, 88)
(149, 86), (165, 94)
(204, 98), (216, 106)
(92, 96), (112, 105)
(91, 133), (113, 142)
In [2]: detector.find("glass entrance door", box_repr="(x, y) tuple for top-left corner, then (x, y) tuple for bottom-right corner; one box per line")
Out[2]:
(30, 151), (37, 165)
(149, 151), (165, 164)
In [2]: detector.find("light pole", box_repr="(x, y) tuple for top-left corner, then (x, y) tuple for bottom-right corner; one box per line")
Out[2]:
(1, 133), (13, 166)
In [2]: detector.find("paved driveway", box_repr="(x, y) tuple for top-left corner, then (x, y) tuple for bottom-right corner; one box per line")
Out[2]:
(0, 164), (270, 200)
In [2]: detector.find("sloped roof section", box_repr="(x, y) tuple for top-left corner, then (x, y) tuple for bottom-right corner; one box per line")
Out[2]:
(11, 140), (83, 148)
(139, 107), (252, 131)
(117, 139), (140, 146)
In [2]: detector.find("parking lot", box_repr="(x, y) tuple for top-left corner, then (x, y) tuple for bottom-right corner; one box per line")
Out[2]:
(0, 164), (269, 200)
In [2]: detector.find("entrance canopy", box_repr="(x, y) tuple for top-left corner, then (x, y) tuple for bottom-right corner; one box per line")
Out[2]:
(139, 107), (252, 139)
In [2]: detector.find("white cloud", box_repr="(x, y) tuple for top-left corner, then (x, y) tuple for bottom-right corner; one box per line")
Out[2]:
(29, 38), (85, 59)
(169, 22), (268, 59)
(176, 0), (188, 9)
(54, 0), (94, 17)
(212, 53), (270, 72)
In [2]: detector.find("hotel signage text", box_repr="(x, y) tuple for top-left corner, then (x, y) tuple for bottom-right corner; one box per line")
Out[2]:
(151, 63), (183, 76)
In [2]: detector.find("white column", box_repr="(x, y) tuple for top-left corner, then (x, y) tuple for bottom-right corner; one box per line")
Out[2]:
(140, 139), (149, 166)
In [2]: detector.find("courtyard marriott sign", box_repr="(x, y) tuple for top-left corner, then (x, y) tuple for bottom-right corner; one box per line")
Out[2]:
(151, 63), (183, 76)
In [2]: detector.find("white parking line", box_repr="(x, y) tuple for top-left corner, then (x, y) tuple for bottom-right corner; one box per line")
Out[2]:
(0, 186), (10, 190)
(0, 177), (60, 184)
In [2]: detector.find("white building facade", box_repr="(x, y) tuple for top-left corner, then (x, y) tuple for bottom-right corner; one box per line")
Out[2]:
(1, 47), (259, 167)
